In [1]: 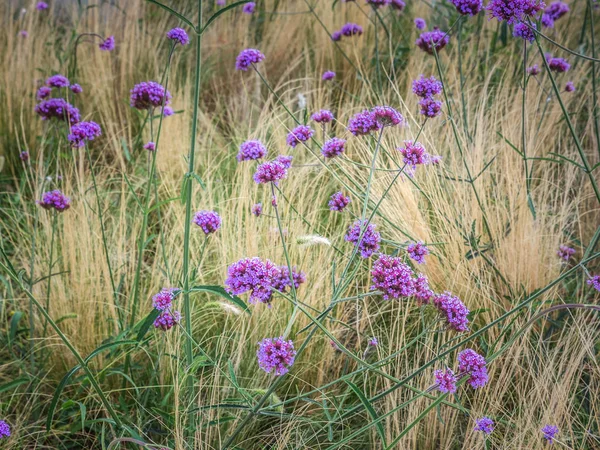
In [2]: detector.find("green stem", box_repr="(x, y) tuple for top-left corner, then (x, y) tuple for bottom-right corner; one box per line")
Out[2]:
(41, 212), (58, 338)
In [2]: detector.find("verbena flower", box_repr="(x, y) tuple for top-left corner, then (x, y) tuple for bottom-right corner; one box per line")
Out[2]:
(20, 151), (29, 162)
(398, 140), (428, 167)
(341, 22), (364, 37)
(19, 30), (28, 38)
(457, 349), (489, 388)
(225, 257), (280, 305)
(372, 105), (404, 127)
(236, 48), (264, 71)
(36, 86), (52, 100)
(414, 273), (434, 303)
(217, 0), (226, 5)
(450, 0), (483, 15)
(46, 74), (70, 88)
(348, 109), (381, 136)
(252, 203), (263, 217)
(329, 191), (350, 212)
(253, 159), (288, 184)
(586, 275), (600, 292)
(193, 210), (222, 235)
(565, 81), (575, 92)
(67, 121), (102, 147)
(163, 106), (174, 117)
(144, 141), (156, 151)
(545, 1), (569, 21)
(547, 56), (570, 72)
(99, 36), (115, 51)
(474, 417), (495, 434)
(0, 420), (10, 439)
(391, 0), (406, 10)
(412, 75), (443, 98)
(369, 337), (379, 346)
(416, 28), (450, 54)
(275, 154), (293, 169)
(435, 368), (458, 393)
(238, 140), (267, 161)
(407, 241), (429, 264)
(541, 13), (555, 27)
(287, 125), (314, 147)
(154, 310), (181, 331)
(39, 190), (71, 212)
(331, 31), (342, 41)
(371, 254), (416, 299)
(414, 17), (426, 29)
(557, 245), (575, 261)
(166, 27), (189, 45)
(36, 99), (80, 123)
(152, 287), (178, 311)
(527, 64), (540, 75)
(257, 337), (296, 375)
(322, 137), (346, 158)
(70, 83), (83, 94)
(486, 0), (545, 24)
(346, 220), (381, 258)
(322, 70), (336, 80)
(243, 2), (256, 13)
(433, 292), (470, 332)
(311, 109), (335, 123)
(418, 97), (443, 118)
(541, 425), (559, 443)
(130, 81), (172, 110)
(272, 266), (306, 292)
(36, 2), (49, 10)
(366, 0), (391, 7)
(513, 21), (536, 42)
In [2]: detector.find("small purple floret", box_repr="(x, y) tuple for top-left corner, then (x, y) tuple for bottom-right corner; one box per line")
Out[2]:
(257, 337), (296, 375)
(346, 220), (381, 258)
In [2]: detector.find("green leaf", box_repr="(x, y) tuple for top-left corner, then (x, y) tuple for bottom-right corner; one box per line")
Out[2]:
(8, 311), (23, 346)
(47, 365), (81, 431)
(120, 138), (131, 162)
(200, 1), (250, 34)
(0, 377), (29, 393)
(136, 309), (161, 342)
(344, 380), (387, 448)
(145, 0), (195, 30)
(189, 285), (250, 315)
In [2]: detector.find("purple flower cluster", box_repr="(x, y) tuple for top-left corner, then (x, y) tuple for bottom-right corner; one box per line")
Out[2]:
(329, 191), (350, 212)
(345, 220), (381, 258)
(434, 368), (458, 393)
(557, 244), (575, 261)
(243, 2), (256, 13)
(152, 287), (178, 311)
(541, 425), (559, 443)
(474, 417), (495, 434)
(0, 420), (10, 439)
(457, 349), (489, 388)
(249, 203), (262, 218)
(70, 83), (83, 94)
(99, 36), (115, 51)
(287, 125), (314, 147)
(225, 257), (280, 305)
(391, 0), (406, 10)
(527, 64), (540, 75)
(416, 28), (450, 54)
(547, 55), (570, 72)
(542, 1), (569, 27)
(35, 98), (81, 124)
(372, 105), (404, 127)
(257, 337), (296, 375)
(154, 310), (181, 331)
(272, 266), (306, 293)
(513, 21), (536, 42)
(486, 0), (545, 24)
(275, 154), (293, 169)
(311, 109), (335, 123)
(565, 81), (575, 92)
(414, 18), (426, 29)
(235, 48), (265, 71)
(414, 273), (434, 303)
(144, 141), (156, 151)
(130, 81), (172, 110)
(433, 292), (470, 332)
(253, 159), (288, 184)
(322, 137), (346, 158)
(39, 190), (71, 212)
(193, 210), (222, 235)
(322, 70), (336, 81)
(407, 241), (429, 264)
(412, 75), (443, 98)
(332, 23), (364, 41)
(20, 151), (29, 162)
(67, 121), (102, 147)
(398, 141), (428, 167)
(586, 275), (600, 292)
(371, 254), (416, 299)
(163, 106), (174, 117)
(450, 0), (483, 15)
(36, 1), (49, 10)
(348, 109), (381, 136)
(238, 140), (267, 161)
(36, 86), (51, 100)
(46, 74), (70, 88)
(418, 97), (443, 118)
(166, 27), (189, 45)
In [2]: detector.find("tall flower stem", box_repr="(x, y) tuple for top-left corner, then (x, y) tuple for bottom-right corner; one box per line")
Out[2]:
(41, 211), (58, 338)
(521, 41), (535, 218)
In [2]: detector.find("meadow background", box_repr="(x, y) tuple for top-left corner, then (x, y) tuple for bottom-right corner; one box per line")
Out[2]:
(0, 0), (599, 448)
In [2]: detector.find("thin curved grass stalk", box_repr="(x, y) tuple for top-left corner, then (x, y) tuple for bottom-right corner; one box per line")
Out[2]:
(41, 211), (57, 338)
(521, 41), (535, 219)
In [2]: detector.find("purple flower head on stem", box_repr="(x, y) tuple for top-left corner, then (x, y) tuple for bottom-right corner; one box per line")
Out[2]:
(254, 159), (288, 184)
(398, 140), (428, 167)
(35, 98), (80, 124)
(458, 349), (489, 388)
(257, 337), (296, 375)
(527, 64), (540, 75)
(419, 97), (443, 118)
(20, 151), (30, 162)
(236, 48), (264, 71)
(275, 154), (293, 169)
(331, 31), (342, 41)
(329, 191), (351, 212)
(99, 35), (115, 51)
(163, 106), (174, 117)
(130, 81), (171, 110)
(152, 287), (178, 311)
(474, 417), (495, 434)
(348, 109), (381, 136)
(407, 241), (429, 264)
(414, 273), (434, 303)
(434, 368), (458, 393)
(341, 22), (364, 37)
(412, 75), (443, 98)
(154, 310), (181, 331)
(451, 0), (483, 15)
(272, 266), (306, 293)
(414, 17), (426, 29)
(0, 420), (10, 439)
(36, 86), (52, 100)
(372, 105), (404, 127)
(144, 141), (156, 152)
(167, 27), (189, 45)
(547, 56), (570, 72)
(416, 28), (450, 54)
(586, 275), (600, 291)
(217, 0), (226, 4)
(545, 1), (569, 20)
(311, 109), (335, 123)
(193, 210), (222, 235)
(366, 0), (391, 7)
(322, 70), (336, 81)
(36, 2), (49, 10)
(39, 190), (71, 212)
(557, 245), (575, 261)
(70, 83), (82, 94)
(486, 0), (545, 24)
(243, 2), (256, 13)
(238, 140), (267, 161)
(287, 125), (314, 147)
(371, 254), (416, 299)
(67, 121), (102, 148)
(541, 425), (559, 443)
(252, 203), (263, 217)
(322, 137), (346, 158)
(46, 74), (70, 88)
(565, 81), (575, 92)
(513, 21), (536, 42)
(19, 30), (28, 38)
(541, 12), (555, 27)
(391, 0), (406, 10)
(433, 292), (470, 332)
(368, 337), (379, 346)
(225, 257), (280, 305)
(346, 220), (381, 258)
